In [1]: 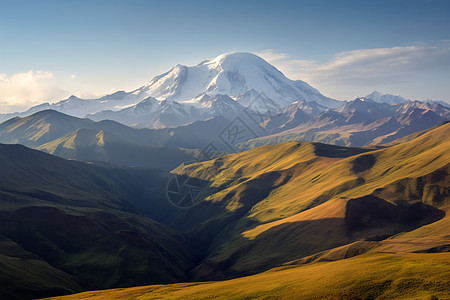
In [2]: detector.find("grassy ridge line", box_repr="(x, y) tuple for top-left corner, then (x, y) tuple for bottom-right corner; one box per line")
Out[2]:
(242, 122), (450, 239)
(42, 252), (450, 300)
(169, 123), (449, 278)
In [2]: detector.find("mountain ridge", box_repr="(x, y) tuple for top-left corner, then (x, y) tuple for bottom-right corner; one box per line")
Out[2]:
(240, 98), (449, 148)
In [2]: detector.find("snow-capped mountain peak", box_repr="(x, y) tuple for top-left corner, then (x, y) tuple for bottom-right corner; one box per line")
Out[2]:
(134, 52), (340, 108)
(364, 91), (408, 105)
(0, 52), (343, 127)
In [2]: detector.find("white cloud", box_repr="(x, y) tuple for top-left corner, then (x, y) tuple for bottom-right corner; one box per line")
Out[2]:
(256, 42), (450, 100)
(0, 70), (70, 113)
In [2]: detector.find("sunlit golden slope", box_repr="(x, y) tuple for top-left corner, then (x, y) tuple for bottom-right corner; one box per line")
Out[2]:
(169, 122), (449, 279)
(44, 252), (450, 300)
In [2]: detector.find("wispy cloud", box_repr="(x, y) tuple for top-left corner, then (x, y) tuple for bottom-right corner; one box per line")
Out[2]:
(0, 70), (70, 113)
(256, 42), (450, 99)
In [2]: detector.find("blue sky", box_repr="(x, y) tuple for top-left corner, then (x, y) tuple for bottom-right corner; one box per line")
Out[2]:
(0, 0), (449, 112)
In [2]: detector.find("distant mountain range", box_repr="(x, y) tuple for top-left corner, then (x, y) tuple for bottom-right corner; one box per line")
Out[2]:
(241, 98), (450, 148)
(364, 90), (408, 105)
(364, 90), (450, 107)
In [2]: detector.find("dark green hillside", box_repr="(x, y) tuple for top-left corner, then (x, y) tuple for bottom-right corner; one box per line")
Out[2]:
(0, 144), (193, 299)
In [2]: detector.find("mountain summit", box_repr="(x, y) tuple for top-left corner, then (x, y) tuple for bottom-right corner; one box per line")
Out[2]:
(364, 91), (408, 105)
(132, 52), (339, 108)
